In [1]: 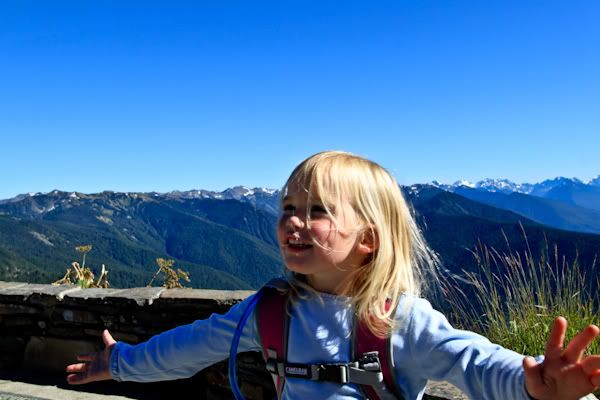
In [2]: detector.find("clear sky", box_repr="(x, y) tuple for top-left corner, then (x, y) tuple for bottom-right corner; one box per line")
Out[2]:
(1, 1), (599, 200)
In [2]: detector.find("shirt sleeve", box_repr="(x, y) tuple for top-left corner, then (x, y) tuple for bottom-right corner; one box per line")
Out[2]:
(109, 293), (262, 382)
(393, 297), (537, 400)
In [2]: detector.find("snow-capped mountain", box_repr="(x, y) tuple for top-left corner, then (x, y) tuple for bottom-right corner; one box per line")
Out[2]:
(0, 186), (281, 218)
(431, 179), (529, 194)
(432, 176), (597, 197)
(429, 175), (600, 233)
(588, 175), (600, 187)
(167, 186), (280, 214)
(164, 186), (277, 200)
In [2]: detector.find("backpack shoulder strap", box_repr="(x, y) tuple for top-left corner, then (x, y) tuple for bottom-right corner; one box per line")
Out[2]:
(256, 279), (290, 399)
(353, 301), (405, 400)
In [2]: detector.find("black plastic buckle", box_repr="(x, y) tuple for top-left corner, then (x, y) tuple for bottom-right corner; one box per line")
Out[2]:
(265, 358), (278, 374)
(358, 351), (382, 372)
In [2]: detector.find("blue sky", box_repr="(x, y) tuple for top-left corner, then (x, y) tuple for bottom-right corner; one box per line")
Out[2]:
(1, 1), (599, 200)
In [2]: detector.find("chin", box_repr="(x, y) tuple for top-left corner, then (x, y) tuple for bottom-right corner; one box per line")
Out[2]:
(284, 262), (314, 276)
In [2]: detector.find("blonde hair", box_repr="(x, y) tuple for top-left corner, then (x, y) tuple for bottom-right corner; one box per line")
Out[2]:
(281, 151), (438, 337)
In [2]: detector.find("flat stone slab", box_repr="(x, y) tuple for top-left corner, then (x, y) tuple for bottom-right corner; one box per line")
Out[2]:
(425, 381), (468, 400)
(64, 287), (165, 306)
(422, 381), (598, 400)
(1, 283), (252, 305)
(0, 381), (134, 400)
(0, 392), (48, 400)
(159, 288), (254, 301)
(63, 288), (127, 300)
(108, 287), (165, 306)
(0, 284), (81, 300)
(0, 282), (28, 291)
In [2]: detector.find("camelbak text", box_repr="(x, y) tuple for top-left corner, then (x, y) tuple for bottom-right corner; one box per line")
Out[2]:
(285, 366), (308, 376)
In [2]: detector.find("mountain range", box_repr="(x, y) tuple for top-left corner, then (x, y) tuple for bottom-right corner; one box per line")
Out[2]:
(0, 190), (281, 289)
(432, 175), (600, 196)
(430, 176), (600, 234)
(0, 176), (598, 291)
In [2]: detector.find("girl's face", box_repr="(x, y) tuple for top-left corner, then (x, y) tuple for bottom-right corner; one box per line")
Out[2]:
(277, 185), (371, 293)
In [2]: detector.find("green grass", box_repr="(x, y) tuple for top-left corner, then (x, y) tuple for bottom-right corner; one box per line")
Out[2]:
(444, 238), (600, 396)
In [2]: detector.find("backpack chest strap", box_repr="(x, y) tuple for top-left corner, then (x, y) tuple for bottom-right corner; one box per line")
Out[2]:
(265, 349), (385, 386)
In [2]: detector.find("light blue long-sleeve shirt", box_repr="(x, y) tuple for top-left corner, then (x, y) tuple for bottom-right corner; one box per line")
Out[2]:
(110, 291), (535, 399)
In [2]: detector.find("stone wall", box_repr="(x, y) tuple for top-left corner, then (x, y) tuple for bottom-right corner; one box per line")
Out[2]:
(0, 281), (275, 399)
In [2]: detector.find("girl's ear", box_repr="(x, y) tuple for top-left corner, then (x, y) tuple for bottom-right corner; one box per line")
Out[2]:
(358, 226), (379, 254)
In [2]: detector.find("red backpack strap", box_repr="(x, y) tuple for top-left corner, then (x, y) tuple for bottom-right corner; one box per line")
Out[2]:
(256, 281), (290, 399)
(353, 300), (405, 400)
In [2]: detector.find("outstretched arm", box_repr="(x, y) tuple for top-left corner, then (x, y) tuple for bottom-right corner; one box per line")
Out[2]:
(66, 293), (262, 384)
(66, 329), (116, 385)
(523, 317), (600, 400)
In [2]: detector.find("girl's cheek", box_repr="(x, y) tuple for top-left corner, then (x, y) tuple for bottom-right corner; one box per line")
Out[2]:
(309, 223), (332, 243)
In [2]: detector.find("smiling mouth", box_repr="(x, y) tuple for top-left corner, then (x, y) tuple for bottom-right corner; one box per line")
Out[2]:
(285, 238), (313, 250)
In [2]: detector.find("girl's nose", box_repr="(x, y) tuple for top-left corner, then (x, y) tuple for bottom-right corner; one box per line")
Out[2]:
(287, 215), (305, 230)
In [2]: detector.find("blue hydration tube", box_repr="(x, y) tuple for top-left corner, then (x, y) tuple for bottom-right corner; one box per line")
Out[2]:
(229, 288), (265, 400)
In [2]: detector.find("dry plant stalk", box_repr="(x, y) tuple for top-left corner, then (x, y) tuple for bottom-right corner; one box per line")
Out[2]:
(53, 245), (109, 288)
(147, 257), (191, 289)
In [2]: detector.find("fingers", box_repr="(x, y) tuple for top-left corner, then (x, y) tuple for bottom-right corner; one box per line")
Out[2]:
(66, 363), (89, 385)
(102, 329), (116, 347)
(73, 330), (115, 363)
(591, 373), (600, 388)
(563, 324), (600, 364)
(544, 317), (567, 360)
(67, 373), (91, 385)
(581, 355), (600, 374)
(523, 356), (544, 395)
(66, 330), (116, 386)
(65, 362), (87, 373)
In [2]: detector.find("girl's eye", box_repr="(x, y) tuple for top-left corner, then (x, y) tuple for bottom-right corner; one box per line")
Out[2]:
(310, 205), (328, 216)
(282, 204), (295, 214)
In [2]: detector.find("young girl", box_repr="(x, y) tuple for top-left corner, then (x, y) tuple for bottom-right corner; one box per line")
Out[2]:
(66, 151), (600, 399)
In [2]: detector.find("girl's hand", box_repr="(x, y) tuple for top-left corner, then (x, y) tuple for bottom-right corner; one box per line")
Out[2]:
(523, 317), (600, 400)
(66, 329), (116, 385)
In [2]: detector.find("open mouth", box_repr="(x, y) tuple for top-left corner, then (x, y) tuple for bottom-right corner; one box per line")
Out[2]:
(286, 238), (313, 250)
